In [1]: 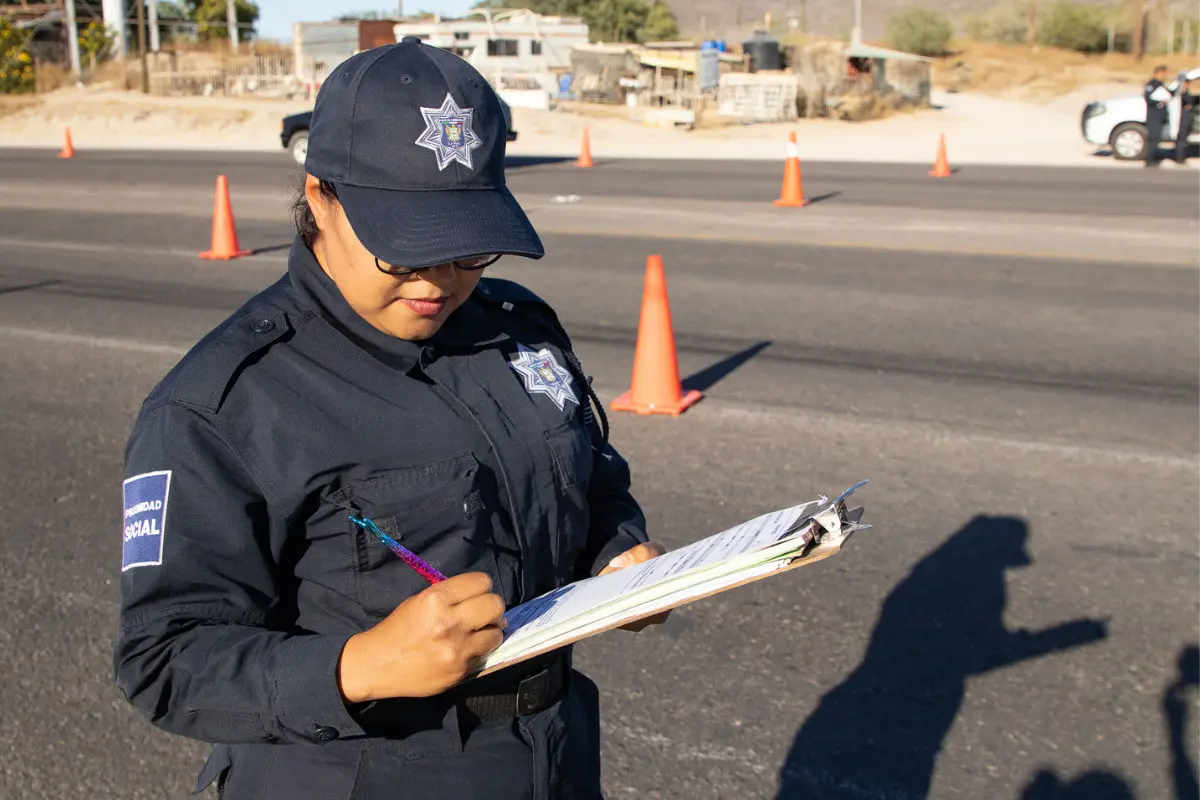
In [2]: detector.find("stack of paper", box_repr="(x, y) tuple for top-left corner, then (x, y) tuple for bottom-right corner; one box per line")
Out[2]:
(474, 481), (870, 676)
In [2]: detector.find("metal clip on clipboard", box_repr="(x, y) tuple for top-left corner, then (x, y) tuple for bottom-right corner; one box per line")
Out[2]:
(780, 479), (872, 559)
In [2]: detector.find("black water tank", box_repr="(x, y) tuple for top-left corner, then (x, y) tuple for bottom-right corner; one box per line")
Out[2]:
(742, 31), (782, 73)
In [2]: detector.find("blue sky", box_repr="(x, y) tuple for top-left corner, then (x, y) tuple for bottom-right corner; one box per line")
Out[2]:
(257, 0), (475, 42)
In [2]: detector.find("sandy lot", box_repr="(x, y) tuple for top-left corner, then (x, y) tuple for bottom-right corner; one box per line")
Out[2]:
(0, 82), (1191, 168)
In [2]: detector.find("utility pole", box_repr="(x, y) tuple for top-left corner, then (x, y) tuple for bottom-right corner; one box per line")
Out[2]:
(227, 0), (240, 52)
(1027, 0), (1037, 47)
(397, 1), (404, 20)
(852, 0), (862, 44)
(136, 0), (149, 93)
(1132, 0), (1146, 60)
(64, 0), (82, 78)
(101, 0), (127, 58)
(148, 0), (160, 52)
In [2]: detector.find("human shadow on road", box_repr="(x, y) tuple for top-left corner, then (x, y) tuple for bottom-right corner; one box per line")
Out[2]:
(1165, 644), (1200, 800)
(1019, 768), (1135, 799)
(506, 155), (576, 169)
(776, 515), (1109, 800)
(681, 340), (771, 394)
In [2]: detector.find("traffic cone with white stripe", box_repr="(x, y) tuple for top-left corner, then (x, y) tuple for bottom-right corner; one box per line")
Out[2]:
(774, 132), (809, 207)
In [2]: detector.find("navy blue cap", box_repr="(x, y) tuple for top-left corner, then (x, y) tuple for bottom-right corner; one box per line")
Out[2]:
(305, 37), (543, 269)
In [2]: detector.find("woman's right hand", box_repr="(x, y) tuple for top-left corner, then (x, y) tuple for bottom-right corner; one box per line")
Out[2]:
(337, 572), (507, 703)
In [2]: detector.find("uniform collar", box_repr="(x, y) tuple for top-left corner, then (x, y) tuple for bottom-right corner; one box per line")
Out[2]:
(288, 238), (423, 372)
(287, 238), (508, 371)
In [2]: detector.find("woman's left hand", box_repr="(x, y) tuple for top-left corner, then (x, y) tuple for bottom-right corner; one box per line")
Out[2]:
(598, 542), (671, 632)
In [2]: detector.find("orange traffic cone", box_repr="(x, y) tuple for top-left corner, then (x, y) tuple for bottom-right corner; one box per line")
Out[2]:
(576, 128), (594, 168)
(773, 132), (809, 207)
(199, 175), (252, 260)
(58, 128), (76, 159)
(611, 255), (703, 417)
(929, 134), (952, 177)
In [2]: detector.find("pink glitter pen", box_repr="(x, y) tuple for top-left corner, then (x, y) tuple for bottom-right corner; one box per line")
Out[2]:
(349, 515), (447, 585)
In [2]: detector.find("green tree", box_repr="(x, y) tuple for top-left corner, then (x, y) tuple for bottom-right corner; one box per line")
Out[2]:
(639, 1), (679, 42)
(184, 0), (260, 42)
(0, 17), (34, 94)
(887, 8), (953, 56)
(1036, 2), (1107, 52)
(79, 20), (114, 70)
(337, 11), (388, 21)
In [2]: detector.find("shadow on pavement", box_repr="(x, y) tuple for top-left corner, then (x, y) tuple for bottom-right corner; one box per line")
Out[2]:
(249, 243), (293, 256)
(1166, 644), (1200, 800)
(0, 279), (61, 296)
(681, 341), (771, 394)
(806, 191), (842, 205)
(776, 515), (1109, 800)
(1019, 769), (1136, 799)
(506, 156), (576, 169)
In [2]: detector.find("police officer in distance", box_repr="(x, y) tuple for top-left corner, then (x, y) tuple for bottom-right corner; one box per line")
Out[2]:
(1144, 64), (1171, 167)
(114, 37), (668, 799)
(1177, 77), (1196, 165)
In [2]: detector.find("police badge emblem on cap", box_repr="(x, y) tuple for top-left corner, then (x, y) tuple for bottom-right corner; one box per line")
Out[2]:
(416, 94), (483, 170)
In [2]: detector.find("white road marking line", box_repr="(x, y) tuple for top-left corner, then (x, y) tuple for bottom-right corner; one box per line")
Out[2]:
(0, 236), (287, 262)
(711, 404), (1199, 471)
(0, 326), (187, 356)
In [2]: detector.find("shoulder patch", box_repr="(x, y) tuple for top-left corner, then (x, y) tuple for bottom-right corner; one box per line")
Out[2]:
(168, 308), (291, 413)
(122, 471), (171, 571)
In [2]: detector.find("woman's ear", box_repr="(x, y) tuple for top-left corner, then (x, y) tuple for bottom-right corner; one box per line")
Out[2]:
(304, 174), (333, 228)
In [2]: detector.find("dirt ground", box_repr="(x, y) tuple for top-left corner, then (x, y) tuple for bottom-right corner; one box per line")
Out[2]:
(0, 43), (1196, 167)
(934, 41), (1198, 101)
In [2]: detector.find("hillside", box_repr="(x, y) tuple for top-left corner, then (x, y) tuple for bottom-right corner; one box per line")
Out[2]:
(667, 0), (1139, 41)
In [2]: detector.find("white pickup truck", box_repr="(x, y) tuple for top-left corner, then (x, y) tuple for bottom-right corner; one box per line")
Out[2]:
(1081, 67), (1200, 160)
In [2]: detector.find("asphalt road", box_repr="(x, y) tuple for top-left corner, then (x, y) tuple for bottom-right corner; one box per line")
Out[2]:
(0, 153), (1197, 800)
(2, 148), (1199, 217)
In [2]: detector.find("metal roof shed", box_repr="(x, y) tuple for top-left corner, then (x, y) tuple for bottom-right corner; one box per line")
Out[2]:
(843, 42), (932, 105)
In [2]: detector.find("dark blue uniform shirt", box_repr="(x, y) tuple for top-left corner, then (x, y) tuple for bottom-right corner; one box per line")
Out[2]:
(114, 240), (648, 799)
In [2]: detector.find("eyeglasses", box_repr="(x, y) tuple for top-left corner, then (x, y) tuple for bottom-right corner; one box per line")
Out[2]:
(374, 254), (503, 276)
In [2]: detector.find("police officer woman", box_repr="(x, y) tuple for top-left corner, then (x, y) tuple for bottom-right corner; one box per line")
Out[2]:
(114, 38), (666, 799)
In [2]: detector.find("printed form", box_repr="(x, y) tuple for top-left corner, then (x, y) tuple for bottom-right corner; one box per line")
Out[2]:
(475, 485), (869, 675)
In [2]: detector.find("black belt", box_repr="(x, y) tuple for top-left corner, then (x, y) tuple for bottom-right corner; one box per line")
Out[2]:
(456, 657), (568, 723)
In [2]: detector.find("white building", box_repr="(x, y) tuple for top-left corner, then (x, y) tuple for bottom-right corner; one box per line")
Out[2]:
(392, 10), (589, 75)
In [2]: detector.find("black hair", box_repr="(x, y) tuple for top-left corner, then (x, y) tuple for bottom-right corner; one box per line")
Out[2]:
(291, 176), (339, 249)
(1154, 64), (1169, 74)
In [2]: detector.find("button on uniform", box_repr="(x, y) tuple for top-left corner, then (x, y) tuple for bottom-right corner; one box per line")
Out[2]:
(314, 726), (339, 743)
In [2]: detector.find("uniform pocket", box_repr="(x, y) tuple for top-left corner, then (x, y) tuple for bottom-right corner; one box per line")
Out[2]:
(543, 421), (594, 492)
(218, 742), (361, 800)
(542, 422), (594, 581)
(329, 453), (501, 619)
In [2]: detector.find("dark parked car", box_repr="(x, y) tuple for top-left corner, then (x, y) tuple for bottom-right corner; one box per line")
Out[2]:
(281, 96), (518, 165)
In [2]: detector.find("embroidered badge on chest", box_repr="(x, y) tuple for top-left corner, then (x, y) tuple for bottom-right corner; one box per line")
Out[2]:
(415, 93), (483, 171)
(510, 345), (579, 411)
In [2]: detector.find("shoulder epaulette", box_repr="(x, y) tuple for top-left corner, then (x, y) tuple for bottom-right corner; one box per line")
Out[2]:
(163, 307), (292, 414)
(473, 277), (550, 307)
(474, 277), (571, 345)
